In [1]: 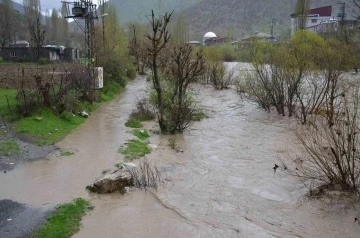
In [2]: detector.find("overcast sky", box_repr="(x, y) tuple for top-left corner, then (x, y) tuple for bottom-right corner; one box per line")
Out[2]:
(14, 0), (63, 10)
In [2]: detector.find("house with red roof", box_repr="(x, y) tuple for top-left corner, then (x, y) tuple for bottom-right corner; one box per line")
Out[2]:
(290, 5), (357, 34)
(291, 6), (335, 33)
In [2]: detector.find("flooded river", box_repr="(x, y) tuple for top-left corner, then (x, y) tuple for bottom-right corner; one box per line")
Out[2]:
(1, 66), (360, 237)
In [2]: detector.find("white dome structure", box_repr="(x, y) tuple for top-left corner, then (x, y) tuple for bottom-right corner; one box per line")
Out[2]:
(204, 32), (217, 38)
(203, 32), (217, 45)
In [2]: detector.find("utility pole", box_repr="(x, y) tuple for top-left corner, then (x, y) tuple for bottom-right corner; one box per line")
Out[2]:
(270, 18), (277, 41)
(61, 0), (101, 94)
(338, 2), (346, 23)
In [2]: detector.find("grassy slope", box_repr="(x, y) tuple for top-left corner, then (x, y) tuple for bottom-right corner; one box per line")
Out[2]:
(0, 81), (123, 145)
(33, 198), (90, 238)
(108, 0), (199, 23)
(15, 110), (86, 146)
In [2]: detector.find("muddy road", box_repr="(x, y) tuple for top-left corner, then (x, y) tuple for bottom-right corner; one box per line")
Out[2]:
(1, 72), (360, 237)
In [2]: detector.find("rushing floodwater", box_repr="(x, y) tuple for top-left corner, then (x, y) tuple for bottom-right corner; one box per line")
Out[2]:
(1, 65), (360, 237)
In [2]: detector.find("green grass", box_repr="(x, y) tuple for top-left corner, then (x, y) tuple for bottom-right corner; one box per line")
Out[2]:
(33, 198), (90, 238)
(62, 151), (74, 156)
(133, 129), (150, 140)
(119, 139), (151, 160)
(125, 118), (142, 128)
(0, 139), (20, 156)
(0, 88), (17, 120)
(100, 81), (123, 102)
(130, 113), (154, 122)
(15, 110), (86, 145)
(1, 79), (122, 146)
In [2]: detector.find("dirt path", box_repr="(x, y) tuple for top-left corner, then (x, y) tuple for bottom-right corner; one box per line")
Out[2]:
(0, 76), (148, 237)
(1, 73), (360, 238)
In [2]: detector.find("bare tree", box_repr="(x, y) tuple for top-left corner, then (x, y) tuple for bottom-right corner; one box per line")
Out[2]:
(169, 44), (204, 132)
(0, 0), (15, 47)
(294, 0), (311, 30)
(146, 10), (173, 132)
(23, 0), (46, 60)
(208, 62), (234, 90)
(295, 88), (360, 191)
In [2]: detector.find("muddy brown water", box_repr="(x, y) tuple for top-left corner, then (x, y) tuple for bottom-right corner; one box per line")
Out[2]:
(1, 70), (360, 237)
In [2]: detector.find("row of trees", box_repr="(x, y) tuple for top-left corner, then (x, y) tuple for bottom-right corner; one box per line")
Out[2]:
(127, 10), (206, 133)
(0, 0), (81, 50)
(12, 1), (133, 118)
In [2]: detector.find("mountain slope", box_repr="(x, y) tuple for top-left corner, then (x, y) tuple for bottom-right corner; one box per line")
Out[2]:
(11, 1), (25, 14)
(181, 0), (341, 40)
(108, 0), (200, 23)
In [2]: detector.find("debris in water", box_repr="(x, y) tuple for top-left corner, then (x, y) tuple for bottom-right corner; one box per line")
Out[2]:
(80, 111), (89, 118)
(6, 219), (12, 221)
(148, 144), (157, 150)
(4, 170), (6, 173)
(273, 164), (279, 173)
(123, 163), (136, 168)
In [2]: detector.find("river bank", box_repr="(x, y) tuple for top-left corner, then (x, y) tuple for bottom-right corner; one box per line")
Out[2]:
(1, 72), (360, 237)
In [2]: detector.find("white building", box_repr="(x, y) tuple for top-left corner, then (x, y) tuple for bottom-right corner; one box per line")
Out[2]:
(291, 6), (335, 34)
(291, 5), (358, 34)
(202, 32), (217, 45)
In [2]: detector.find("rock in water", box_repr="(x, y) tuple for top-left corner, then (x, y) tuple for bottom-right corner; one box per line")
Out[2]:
(90, 169), (133, 194)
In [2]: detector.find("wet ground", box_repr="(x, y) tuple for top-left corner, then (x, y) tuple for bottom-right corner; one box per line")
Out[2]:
(0, 199), (50, 238)
(1, 72), (360, 237)
(0, 124), (56, 172)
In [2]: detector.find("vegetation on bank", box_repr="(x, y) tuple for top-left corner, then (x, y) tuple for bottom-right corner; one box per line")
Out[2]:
(119, 139), (151, 161)
(0, 88), (17, 120)
(0, 139), (21, 156)
(32, 198), (91, 238)
(0, 2), (135, 145)
(133, 129), (150, 140)
(15, 109), (86, 145)
(125, 119), (142, 128)
(238, 29), (360, 193)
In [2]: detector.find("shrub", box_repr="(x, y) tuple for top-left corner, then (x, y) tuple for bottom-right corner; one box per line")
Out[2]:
(126, 66), (137, 80)
(38, 57), (51, 65)
(293, 90), (360, 191)
(208, 62), (234, 90)
(60, 111), (75, 122)
(129, 99), (155, 121)
(100, 81), (123, 102)
(127, 159), (163, 190)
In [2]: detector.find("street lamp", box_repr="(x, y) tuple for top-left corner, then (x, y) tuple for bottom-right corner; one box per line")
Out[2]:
(100, 13), (108, 48)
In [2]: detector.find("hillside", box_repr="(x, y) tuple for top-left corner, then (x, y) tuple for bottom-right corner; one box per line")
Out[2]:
(108, 0), (200, 23)
(180, 0), (340, 40)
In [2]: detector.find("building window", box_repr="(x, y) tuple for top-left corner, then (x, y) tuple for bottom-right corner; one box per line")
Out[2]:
(10, 51), (16, 57)
(311, 19), (317, 23)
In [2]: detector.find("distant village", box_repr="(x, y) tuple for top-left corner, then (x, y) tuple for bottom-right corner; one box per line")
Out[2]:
(0, 3), (358, 63)
(187, 4), (358, 48)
